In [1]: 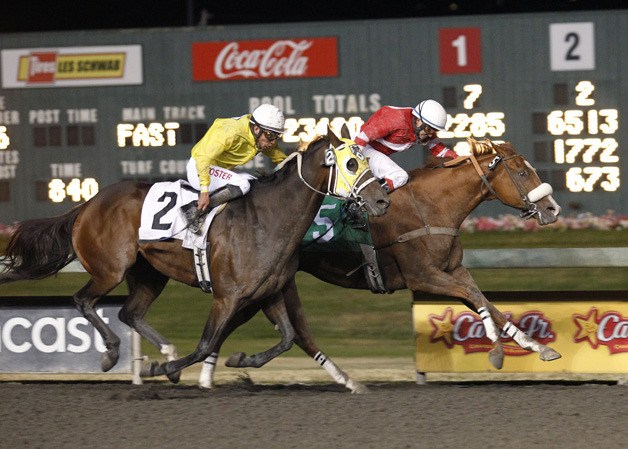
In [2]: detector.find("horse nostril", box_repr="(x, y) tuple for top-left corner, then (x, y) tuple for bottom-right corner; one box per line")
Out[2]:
(378, 199), (390, 208)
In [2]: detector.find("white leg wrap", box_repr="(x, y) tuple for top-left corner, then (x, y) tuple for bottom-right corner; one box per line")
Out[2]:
(314, 351), (347, 386)
(478, 307), (499, 343)
(160, 344), (177, 361)
(199, 352), (218, 389)
(503, 321), (542, 352)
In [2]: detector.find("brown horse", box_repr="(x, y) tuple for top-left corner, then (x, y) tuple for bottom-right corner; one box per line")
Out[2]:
(0, 128), (389, 380)
(197, 137), (563, 392)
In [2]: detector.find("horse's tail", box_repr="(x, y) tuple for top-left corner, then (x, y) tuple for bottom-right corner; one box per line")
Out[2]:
(0, 206), (81, 283)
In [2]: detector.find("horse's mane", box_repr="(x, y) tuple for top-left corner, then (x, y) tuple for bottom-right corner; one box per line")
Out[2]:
(421, 137), (506, 169)
(468, 137), (499, 156)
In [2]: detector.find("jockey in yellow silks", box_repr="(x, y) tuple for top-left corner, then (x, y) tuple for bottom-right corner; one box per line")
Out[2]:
(185, 104), (287, 213)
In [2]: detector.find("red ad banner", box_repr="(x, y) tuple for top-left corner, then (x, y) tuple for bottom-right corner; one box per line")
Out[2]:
(192, 37), (339, 81)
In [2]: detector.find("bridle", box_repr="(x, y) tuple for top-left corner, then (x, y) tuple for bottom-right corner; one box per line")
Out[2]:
(462, 153), (557, 220)
(278, 141), (380, 207)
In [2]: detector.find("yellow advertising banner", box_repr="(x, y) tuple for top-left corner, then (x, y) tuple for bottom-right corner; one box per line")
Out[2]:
(413, 300), (627, 373)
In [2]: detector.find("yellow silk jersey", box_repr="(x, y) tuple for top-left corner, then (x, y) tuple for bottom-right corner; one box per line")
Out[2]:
(190, 114), (287, 189)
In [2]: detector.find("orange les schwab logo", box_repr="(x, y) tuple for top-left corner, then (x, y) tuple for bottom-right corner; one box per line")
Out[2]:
(17, 51), (126, 83)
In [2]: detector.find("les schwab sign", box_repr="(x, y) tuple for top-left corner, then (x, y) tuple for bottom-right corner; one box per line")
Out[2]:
(1, 45), (143, 88)
(192, 37), (338, 81)
(0, 297), (131, 373)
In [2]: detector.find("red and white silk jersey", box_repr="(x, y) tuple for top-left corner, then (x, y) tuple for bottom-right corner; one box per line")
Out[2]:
(354, 106), (457, 159)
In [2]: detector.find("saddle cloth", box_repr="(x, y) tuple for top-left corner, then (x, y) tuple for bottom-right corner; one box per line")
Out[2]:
(301, 196), (374, 252)
(138, 180), (220, 250)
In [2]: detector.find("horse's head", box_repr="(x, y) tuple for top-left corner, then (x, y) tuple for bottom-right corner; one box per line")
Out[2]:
(299, 126), (389, 217)
(470, 138), (561, 225)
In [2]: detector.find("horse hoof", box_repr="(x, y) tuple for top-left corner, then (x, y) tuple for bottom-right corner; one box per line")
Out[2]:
(140, 361), (160, 377)
(225, 352), (246, 368)
(100, 350), (119, 372)
(198, 380), (213, 390)
(488, 348), (504, 370)
(166, 371), (181, 384)
(540, 347), (562, 362)
(349, 382), (370, 394)
(140, 361), (168, 377)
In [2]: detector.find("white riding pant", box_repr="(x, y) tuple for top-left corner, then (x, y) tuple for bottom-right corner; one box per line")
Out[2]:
(186, 158), (254, 194)
(361, 146), (409, 190)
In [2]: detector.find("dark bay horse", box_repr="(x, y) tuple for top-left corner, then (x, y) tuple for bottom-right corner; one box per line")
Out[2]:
(0, 128), (389, 380)
(198, 137), (563, 392)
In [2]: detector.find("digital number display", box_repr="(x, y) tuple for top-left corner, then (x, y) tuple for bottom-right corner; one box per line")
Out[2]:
(117, 122), (180, 147)
(283, 116), (364, 143)
(438, 84), (506, 154)
(48, 178), (99, 203)
(0, 126), (9, 149)
(1, 13), (625, 223)
(545, 81), (621, 192)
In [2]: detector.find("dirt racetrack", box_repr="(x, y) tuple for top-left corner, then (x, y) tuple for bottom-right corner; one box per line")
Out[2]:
(0, 375), (625, 449)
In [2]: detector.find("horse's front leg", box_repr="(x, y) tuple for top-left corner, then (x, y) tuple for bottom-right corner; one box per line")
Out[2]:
(408, 267), (506, 369)
(450, 266), (562, 363)
(198, 302), (269, 389)
(224, 292), (295, 368)
(281, 277), (368, 393)
(149, 296), (239, 379)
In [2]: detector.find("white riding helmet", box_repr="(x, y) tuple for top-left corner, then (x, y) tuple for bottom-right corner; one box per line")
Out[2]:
(251, 104), (285, 133)
(412, 99), (448, 131)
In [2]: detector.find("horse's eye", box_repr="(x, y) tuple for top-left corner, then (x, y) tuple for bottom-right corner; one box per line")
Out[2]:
(346, 158), (359, 173)
(518, 170), (527, 177)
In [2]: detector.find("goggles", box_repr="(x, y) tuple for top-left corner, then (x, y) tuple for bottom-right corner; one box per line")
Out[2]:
(261, 129), (282, 141)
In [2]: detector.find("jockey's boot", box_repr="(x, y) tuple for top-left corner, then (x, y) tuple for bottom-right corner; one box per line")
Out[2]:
(208, 184), (245, 208)
(183, 185), (245, 234)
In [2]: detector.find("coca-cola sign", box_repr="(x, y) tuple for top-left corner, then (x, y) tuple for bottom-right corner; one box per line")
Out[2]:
(428, 307), (557, 356)
(192, 37), (338, 81)
(573, 307), (628, 354)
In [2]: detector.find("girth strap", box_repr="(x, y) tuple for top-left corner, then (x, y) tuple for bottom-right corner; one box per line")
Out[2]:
(345, 243), (390, 294)
(378, 225), (459, 249)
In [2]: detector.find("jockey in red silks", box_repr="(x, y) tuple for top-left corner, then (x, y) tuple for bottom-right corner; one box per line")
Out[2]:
(354, 99), (458, 192)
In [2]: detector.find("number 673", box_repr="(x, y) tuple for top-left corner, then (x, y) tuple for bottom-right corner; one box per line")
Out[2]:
(565, 166), (620, 192)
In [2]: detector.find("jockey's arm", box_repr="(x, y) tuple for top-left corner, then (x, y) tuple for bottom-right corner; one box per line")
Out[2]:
(262, 144), (288, 164)
(191, 139), (226, 211)
(425, 138), (458, 159)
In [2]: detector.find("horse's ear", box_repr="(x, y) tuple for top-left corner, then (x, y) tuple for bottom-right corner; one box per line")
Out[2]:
(326, 125), (342, 147)
(340, 123), (351, 139)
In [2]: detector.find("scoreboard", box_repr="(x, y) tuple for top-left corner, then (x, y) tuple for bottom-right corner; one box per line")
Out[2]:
(0, 10), (626, 222)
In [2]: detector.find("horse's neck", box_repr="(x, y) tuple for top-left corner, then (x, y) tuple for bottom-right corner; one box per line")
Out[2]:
(247, 156), (328, 247)
(408, 163), (486, 227)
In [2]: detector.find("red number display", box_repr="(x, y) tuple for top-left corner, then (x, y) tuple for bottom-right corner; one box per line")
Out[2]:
(439, 28), (482, 74)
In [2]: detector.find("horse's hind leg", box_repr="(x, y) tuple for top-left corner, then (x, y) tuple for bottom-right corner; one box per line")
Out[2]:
(117, 256), (182, 383)
(73, 279), (122, 372)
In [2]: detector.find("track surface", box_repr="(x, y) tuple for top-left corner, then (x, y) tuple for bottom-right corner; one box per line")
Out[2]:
(0, 380), (624, 449)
